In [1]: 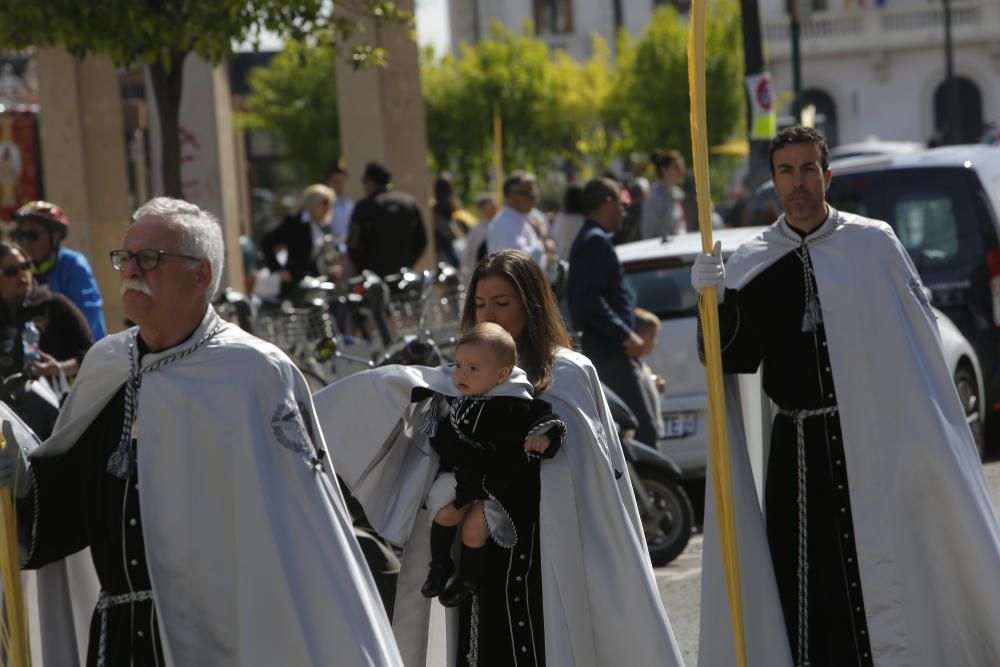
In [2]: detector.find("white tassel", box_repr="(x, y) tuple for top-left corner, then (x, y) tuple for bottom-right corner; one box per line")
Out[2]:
(801, 297), (822, 333)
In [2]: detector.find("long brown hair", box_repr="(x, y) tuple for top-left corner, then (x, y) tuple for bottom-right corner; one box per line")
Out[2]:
(460, 250), (572, 394)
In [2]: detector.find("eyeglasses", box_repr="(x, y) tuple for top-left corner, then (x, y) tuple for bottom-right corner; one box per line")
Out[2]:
(12, 229), (41, 242)
(1, 261), (31, 278)
(110, 248), (203, 272)
(514, 189), (537, 199)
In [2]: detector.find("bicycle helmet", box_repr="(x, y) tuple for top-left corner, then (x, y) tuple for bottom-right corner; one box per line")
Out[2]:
(13, 201), (71, 237)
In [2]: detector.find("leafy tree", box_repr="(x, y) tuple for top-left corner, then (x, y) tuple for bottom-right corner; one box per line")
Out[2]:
(422, 22), (615, 198)
(607, 0), (745, 169)
(241, 37), (341, 185)
(0, 0), (408, 197)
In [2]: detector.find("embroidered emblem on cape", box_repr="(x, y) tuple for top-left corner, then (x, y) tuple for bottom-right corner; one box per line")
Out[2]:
(909, 277), (932, 311)
(594, 421), (608, 451)
(271, 399), (313, 456)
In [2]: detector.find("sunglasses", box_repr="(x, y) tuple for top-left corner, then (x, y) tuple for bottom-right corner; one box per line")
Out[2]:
(110, 248), (203, 272)
(1, 261), (31, 278)
(12, 229), (42, 242)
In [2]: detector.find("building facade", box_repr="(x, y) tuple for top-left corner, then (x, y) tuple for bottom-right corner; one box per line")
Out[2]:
(449, 0), (1000, 146)
(763, 0), (1000, 145)
(449, 0), (687, 60)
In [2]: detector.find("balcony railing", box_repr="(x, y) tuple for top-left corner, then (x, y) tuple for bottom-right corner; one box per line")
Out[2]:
(763, 1), (998, 59)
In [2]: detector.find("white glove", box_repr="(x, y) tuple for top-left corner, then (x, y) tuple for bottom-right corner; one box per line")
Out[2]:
(0, 420), (32, 498)
(691, 241), (726, 293)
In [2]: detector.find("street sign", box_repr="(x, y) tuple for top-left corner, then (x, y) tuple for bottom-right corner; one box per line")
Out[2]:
(746, 72), (777, 140)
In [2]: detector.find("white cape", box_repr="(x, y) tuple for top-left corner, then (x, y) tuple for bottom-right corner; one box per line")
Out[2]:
(699, 211), (1000, 665)
(314, 349), (682, 666)
(29, 308), (402, 666)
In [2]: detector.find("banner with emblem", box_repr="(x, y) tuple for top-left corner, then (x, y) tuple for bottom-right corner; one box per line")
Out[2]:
(0, 110), (40, 223)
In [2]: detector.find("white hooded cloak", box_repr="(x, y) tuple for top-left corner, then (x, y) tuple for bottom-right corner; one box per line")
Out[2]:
(699, 210), (1000, 666)
(25, 308), (402, 666)
(314, 348), (683, 666)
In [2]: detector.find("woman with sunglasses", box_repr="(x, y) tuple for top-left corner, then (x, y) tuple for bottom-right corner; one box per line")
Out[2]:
(12, 200), (107, 339)
(0, 242), (93, 394)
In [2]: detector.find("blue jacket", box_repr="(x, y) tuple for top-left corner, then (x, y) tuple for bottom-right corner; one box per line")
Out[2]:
(42, 246), (107, 339)
(566, 219), (635, 362)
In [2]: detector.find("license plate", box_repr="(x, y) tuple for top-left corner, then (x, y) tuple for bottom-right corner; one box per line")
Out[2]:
(662, 411), (697, 439)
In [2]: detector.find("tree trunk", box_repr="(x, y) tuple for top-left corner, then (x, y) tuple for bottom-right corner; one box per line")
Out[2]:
(148, 54), (188, 198)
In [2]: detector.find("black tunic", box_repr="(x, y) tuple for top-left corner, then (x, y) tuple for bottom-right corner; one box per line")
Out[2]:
(416, 391), (565, 667)
(706, 244), (874, 666)
(19, 385), (166, 666)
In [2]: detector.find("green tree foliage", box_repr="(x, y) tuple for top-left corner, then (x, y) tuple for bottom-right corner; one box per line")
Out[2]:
(0, 0), (408, 197)
(241, 38), (341, 185)
(422, 22), (615, 198)
(607, 1), (745, 163)
(423, 7), (743, 201)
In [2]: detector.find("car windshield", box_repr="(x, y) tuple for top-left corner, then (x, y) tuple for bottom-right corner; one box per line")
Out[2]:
(623, 259), (699, 320)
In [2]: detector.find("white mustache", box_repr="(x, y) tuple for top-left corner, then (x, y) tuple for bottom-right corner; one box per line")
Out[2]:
(120, 278), (153, 297)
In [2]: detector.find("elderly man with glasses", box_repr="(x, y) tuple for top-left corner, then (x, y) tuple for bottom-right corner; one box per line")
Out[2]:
(486, 171), (554, 267)
(0, 197), (402, 666)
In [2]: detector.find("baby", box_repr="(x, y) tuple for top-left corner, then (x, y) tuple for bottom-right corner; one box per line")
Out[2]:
(419, 322), (565, 607)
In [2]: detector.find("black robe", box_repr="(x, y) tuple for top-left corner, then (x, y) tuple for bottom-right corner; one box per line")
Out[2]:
(415, 391), (565, 667)
(705, 244), (875, 666)
(19, 386), (166, 666)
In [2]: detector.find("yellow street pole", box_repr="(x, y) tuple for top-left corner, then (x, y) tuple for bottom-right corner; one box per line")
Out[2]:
(1, 428), (31, 666)
(688, 3), (748, 666)
(493, 103), (504, 204)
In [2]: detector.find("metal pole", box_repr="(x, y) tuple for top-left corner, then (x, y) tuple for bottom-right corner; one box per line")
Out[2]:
(790, 0), (804, 122)
(942, 0), (961, 144)
(739, 0), (773, 192)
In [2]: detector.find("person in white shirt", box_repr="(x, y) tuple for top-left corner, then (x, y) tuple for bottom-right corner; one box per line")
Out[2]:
(486, 171), (548, 266)
(328, 166), (355, 243)
(640, 149), (687, 239)
(460, 193), (498, 280)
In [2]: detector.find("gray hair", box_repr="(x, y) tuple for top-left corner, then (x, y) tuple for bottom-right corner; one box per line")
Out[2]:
(132, 197), (225, 302)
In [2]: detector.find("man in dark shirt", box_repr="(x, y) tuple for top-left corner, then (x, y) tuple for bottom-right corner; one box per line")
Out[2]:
(566, 177), (658, 447)
(347, 162), (428, 277)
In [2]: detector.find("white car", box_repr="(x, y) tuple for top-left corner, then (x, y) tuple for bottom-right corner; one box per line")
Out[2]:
(615, 227), (987, 493)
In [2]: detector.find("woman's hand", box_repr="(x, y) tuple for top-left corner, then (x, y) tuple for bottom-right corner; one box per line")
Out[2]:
(524, 435), (551, 454)
(32, 351), (62, 377)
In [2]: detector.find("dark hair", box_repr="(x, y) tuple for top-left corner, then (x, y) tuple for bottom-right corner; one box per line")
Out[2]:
(650, 149), (682, 174)
(502, 171), (536, 198)
(460, 250), (572, 394)
(433, 172), (457, 218)
(457, 322), (517, 369)
(0, 242), (27, 264)
(563, 184), (585, 215)
(363, 162), (391, 188)
(328, 166), (347, 178)
(581, 177), (620, 215)
(768, 125), (830, 175)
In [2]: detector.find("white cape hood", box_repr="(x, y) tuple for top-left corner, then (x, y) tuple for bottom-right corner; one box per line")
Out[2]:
(699, 211), (1000, 666)
(314, 350), (683, 666)
(29, 309), (402, 666)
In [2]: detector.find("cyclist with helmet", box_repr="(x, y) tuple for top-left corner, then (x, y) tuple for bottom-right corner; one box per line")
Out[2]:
(12, 201), (107, 339)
